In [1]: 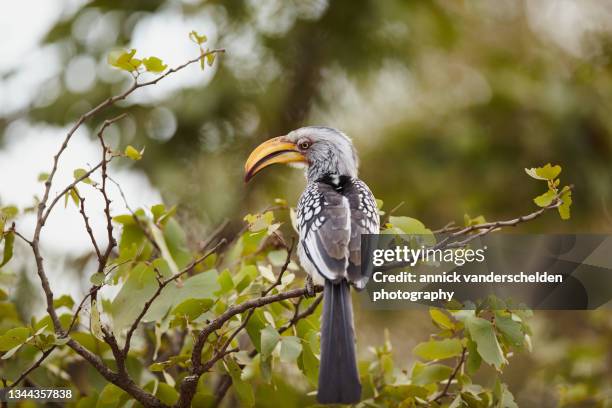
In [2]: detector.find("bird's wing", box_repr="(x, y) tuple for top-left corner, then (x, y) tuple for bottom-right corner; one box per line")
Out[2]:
(345, 178), (380, 289)
(297, 182), (351, 282)
(297, 178), (379, 286)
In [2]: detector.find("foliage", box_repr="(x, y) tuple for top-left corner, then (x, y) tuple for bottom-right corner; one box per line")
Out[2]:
(525, 164), (572, 220)
(364, 302), (532, 407)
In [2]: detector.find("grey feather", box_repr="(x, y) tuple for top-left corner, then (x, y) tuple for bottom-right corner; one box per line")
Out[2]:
(318, 280), (361, 404)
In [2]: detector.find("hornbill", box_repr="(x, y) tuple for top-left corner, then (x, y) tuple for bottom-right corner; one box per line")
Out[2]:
(244, 126), (380, 404)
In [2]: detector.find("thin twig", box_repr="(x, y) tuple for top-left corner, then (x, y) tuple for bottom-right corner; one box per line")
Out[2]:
(96, 114), (126, 272)
(432, 347), (467, 403)
(381, 191), (571, 271)
(6, 347), (57, 389)
(76, 194), (102, 259)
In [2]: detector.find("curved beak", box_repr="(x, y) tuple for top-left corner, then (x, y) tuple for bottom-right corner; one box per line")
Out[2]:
(244, 136), (307, 182)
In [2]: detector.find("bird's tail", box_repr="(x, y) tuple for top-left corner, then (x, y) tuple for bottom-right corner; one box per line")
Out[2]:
(317, 279), (361, 404)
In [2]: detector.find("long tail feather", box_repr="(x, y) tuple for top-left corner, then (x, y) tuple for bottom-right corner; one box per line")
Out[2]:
(317, 280), (361, 404)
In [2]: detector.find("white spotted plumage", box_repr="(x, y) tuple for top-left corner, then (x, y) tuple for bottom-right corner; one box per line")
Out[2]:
(296, 177), (379, 288)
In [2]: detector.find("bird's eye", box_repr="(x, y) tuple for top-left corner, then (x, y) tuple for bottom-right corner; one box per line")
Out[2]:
(299, 141), (311, 150)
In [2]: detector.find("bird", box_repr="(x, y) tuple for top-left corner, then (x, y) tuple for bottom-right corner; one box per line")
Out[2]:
(244, 126), (380, 404)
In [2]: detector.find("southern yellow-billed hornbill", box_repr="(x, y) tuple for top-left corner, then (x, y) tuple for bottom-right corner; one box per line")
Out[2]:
(244, 126), (380, 404)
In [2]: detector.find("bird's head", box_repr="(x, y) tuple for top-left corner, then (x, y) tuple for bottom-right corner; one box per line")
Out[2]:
(244, 126), (358, 182)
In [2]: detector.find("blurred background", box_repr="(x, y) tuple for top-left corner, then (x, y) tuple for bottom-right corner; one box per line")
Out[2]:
(1, 0), (611, 406)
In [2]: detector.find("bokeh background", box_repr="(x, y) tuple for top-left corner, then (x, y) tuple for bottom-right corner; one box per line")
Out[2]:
(1, 0), (611, 406)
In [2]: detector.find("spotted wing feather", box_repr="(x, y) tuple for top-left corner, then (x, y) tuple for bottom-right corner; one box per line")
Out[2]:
(297, 178), (379, 287)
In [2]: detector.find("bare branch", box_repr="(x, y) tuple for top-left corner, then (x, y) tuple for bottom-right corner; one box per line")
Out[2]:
(9, 224), (32, 246)
(95, 114), (126, 273)
(76, 194), (102, 259)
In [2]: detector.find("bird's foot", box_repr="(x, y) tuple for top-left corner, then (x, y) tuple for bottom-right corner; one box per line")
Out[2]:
(304, 275), (315, 298)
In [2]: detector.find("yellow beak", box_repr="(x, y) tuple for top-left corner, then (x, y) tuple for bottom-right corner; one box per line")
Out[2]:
(244, 137), (307, 182)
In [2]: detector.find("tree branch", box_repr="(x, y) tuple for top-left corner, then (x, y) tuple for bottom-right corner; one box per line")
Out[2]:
(432, 347), (467, 403)
(382, 191), (571, 271)
(175, 284), (324, 408)
(212, 293), (324, 407)
(18, 48), (225, 408)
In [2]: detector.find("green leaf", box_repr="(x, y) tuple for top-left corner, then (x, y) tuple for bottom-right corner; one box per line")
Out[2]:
(149, 361), (170, 372)
(0, 327), (30, 351)
(429, 308), (455, 331)
(143, 269), (220, 323)
(171, 298), (214, 321)
(38, 172), (49, 182)
(1, 344), (22, 359)
(224, 357), (254, 407)
(243, 211), (274, 232)
(1, 231), (14, 267)
(260, 325), (281, 359)
(192, 393), (215, 408)
(466, 316), (505, 369)
(111, 263), (158, 332)
(112, 214), (136, 225)
(90, 300), (104, 341)
(388, 216), (435, 246)
(494, 381), (519, 408)
(411, 363), (453, 386)
(71, 332), (110, 355)
(216, 269), (234, 294)
(558, 186), (572, 220)
(268, 249), (288, 267)
(96, 383), (127, 408)
(533, 189), (556, 207)
(245, 309), (266, 352)
(125, 145), (143, 160)
(413, 338), (463, 361)
(524, 163), (562, 180)
(151, 204), (166, 222)
(2, 206), (18, 219)
(464, 214), (487, 227)
(260, 355), (272, 383)
(143, 56), (168, 73)
(206, 50), (216, 67)
(90, 273), (105, 286)
(64, 187), (80, 208)
(107, 49), (141, 72)
(298, 340), (319, 386)
(156, 383), (179, 406)
(189, 30), (208, 44)
(280, 336), (302, 363)
(495, 312), (524, 347)
(53, 295), (74, 310)
(73, 168), (92, 184)
(465, 339), (482, 375)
